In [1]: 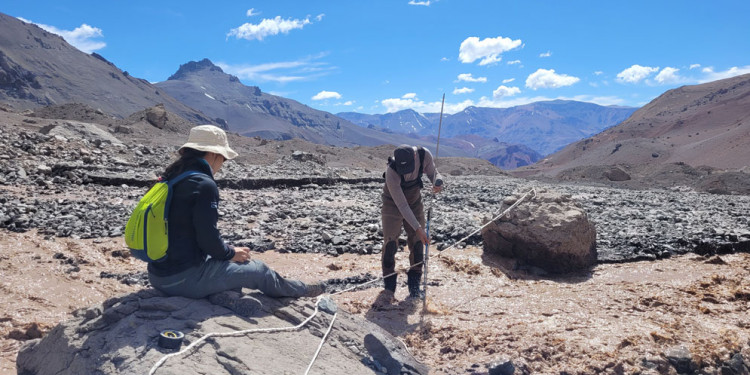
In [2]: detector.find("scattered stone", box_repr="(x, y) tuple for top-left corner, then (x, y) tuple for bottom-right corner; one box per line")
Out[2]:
(487, 357), (515, 375)
(603, 166), (631, 181)
(664, 345), (697, 374)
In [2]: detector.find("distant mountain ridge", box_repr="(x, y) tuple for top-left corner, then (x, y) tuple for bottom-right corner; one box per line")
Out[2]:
(154, 59), (541, 170)
(338, 101), (637, 156)
(0, 12), (211, 123)
(156, 58), (436, 148)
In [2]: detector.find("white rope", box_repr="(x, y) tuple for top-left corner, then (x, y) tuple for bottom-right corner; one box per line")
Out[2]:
(148, 297), (323, 375)
(304, 311), (338, 375)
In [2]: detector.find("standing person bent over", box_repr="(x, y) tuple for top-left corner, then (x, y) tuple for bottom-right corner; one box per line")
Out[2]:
(381, 144), (443, 299)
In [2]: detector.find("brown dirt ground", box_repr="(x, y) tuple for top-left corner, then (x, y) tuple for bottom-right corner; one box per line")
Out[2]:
(3, 229), (750, 374)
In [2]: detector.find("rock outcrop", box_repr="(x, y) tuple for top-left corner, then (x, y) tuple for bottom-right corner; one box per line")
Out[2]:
(16, 289), (428, 374)
(40, 120), (123, 145)
(481, 189), (597, 273)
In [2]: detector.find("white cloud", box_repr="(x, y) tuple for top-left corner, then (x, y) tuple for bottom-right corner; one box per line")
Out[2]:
(381, 98), (423, 113)
(441, 57), (449, 62)
(525, 69), (580, 90)
(458, 36), (522, 65)
(456, 73), (487, 83)
(654, 67), (683, 84)
(246, 8), (259, 17)
(312, 91), (341, 100)
(228, 15), (313, 41)
(217, 54), (333, 83)
(341, 100), (355, 106)
(18, 17), (105, 53)
(700, 65), (750, 82)
(316, 14), (325, 22)
(502, 78), (515, 84)
(507, 60), (522, 65)
(539, 51), (551, 58)
(453, 87), (475, 95)
(402, 93), (417, 99)
(616, 64), (659, 83)
(493, 85), (521, 98)
(594, 71), (603, 76)
(408, 0), (431, 5)
(689, 64), (701, 70)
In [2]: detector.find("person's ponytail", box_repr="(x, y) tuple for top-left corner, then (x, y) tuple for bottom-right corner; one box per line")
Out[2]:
(162, 147), (206, 180)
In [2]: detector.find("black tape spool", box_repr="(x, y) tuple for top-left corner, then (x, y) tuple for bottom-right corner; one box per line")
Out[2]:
(158, 330), (184, 349)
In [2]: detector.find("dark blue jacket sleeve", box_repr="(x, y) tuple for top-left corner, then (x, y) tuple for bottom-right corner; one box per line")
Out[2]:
(192, 178), (235, 261)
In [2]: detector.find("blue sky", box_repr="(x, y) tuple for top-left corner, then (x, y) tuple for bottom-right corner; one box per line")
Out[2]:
(4, 1), (749, 114)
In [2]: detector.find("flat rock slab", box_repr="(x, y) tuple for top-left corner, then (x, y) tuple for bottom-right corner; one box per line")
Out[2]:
(17, 289), (428, 375)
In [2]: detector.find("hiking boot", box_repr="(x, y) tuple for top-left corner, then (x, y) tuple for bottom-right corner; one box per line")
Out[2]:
(383, 274), (397, 293)
(209, 291), (263, 317)
(304, 282), (327, 298)
(407, 272), (423, 299)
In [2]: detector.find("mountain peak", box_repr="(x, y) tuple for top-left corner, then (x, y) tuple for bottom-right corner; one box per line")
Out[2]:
(167, 58), (224, 80)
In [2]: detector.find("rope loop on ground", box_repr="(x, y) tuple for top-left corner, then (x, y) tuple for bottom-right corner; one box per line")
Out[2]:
(149, 296), (326, 375)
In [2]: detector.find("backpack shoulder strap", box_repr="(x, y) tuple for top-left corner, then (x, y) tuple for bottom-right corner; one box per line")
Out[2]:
(166, 170), (204, 187)
(417, 147), (425, 176)
(163, 170), (208, 220)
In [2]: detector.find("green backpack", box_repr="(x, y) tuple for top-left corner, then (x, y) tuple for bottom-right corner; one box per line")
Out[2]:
(124, 170), (204, 262)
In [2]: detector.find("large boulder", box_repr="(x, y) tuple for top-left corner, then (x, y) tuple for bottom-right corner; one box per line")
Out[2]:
(16, 289), (428, 375)
(145, 104), (168, 129)
(481, 189), (597, 273)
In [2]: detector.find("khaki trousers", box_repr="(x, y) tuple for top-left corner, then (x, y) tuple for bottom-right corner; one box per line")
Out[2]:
(381, 186), (425, 279)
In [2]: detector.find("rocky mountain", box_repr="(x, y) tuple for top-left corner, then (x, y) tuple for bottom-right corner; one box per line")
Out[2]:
(155, 59), (439, 149)
(338, 101), (637, 156)
(0, 12), (211, 123)
(401, 133), (543, 170)
(153, 59), (538, 169)
(518, 73), (750, 188)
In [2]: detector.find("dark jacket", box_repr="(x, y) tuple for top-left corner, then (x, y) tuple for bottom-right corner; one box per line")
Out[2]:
(147, 159), (235, 277)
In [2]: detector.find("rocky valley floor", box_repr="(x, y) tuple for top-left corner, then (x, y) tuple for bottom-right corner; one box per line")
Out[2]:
(2, 175), (750, 374)
(3, 229), (750, 374)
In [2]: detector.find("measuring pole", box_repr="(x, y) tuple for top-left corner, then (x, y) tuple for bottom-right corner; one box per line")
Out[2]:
(423, 207), (432, 309)
(423, 93), (445, 309)
(434, 93), (445, 161)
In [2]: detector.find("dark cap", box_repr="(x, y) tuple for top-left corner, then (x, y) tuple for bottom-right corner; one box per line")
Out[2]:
(393, 145), (415, 175)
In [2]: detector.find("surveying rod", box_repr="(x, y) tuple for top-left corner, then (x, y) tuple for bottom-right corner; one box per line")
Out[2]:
(423, 93), (445, 308)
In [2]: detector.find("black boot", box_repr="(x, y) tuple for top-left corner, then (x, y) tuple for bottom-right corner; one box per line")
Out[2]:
(383, 274), (397, 293)
(407, 272), (423, 299)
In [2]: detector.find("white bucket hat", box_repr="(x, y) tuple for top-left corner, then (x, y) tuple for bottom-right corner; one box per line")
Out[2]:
(179, 125), (238, 160)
